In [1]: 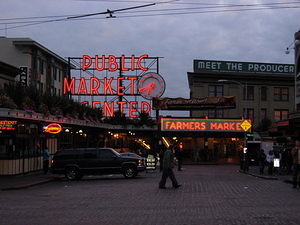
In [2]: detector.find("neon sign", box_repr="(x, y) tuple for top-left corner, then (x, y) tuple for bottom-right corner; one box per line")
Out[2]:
(64, 55), (165, 118)
(0, 120), (17, 130)
(161, 118), (248, 132)
(43, 123), (62, 134)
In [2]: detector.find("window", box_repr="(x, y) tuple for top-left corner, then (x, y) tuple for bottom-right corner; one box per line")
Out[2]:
(274, 87), (289, 101)
(261, 87), (267, 101)
(208, 85), (223, 97)
(208, 109), (224, 118)
(244, 108), (254, 121)
(53, 66), (57, 80)
(38, 59), (44, 74)
(274, 109), (288, 121)
(261, 108), (267, 120)
(100, 149), (116, 158)
(244, 86), (254, 100)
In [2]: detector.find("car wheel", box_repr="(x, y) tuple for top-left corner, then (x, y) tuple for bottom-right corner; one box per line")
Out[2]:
(65, 167), (79, 181)
(123, 166), (137, 178)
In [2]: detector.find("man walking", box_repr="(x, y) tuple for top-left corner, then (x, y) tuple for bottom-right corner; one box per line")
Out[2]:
(159, 145), (182, 189)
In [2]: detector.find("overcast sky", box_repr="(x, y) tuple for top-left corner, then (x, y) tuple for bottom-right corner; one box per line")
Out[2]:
(0, 0), (299, 116)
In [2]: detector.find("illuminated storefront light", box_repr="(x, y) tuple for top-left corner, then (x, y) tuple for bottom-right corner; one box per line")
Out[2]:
(43, 123), (62, 134)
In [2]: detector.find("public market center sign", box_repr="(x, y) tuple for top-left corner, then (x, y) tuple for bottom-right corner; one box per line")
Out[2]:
(194, 60), (294, 74)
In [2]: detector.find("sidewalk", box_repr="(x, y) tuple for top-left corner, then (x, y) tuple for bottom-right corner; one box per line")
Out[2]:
(0, 171), (63, 191)
(240, 165), (293, 184)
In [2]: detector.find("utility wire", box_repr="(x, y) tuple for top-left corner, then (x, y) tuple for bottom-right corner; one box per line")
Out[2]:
(0, 2), (299, 31)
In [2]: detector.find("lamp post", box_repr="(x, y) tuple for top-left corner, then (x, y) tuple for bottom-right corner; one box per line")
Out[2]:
(218, 79), (249, 172)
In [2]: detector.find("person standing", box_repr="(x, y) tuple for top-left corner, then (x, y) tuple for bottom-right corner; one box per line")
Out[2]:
(291, 139), (300, 188)
(159, 145), (181, 189)
(258, 149), (266, 175)
(175, 145), (183, 171)
(266, 150), (274, 175)
(43, 146), (50, 174)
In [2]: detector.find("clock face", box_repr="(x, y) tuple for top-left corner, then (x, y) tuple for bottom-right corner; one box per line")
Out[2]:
(138, 72), (166, 100)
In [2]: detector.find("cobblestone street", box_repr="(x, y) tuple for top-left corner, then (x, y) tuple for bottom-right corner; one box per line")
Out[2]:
(1, 165), (300, 225)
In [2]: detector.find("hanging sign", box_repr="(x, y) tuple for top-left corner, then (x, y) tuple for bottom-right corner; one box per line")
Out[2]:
(0, 120), (17, 130)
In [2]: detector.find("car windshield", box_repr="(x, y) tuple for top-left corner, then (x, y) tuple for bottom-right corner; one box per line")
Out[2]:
(110, 148), (121, 156)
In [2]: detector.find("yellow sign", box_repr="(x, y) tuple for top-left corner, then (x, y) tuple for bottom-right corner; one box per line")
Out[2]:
(240, 120), (251, 132)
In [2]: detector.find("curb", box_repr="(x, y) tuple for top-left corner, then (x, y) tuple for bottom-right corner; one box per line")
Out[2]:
(1, 178), (58, 191)
(239, 170), (278, 180)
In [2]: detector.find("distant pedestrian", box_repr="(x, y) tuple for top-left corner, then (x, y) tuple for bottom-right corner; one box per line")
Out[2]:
(175, 145), (183, 171)
(159, 145), (181, 189)
(258, 149), (266, 175)
(266, 150), (274, 175)
(291, 139), (300, 188)
(159, 146), (165, 172)
(43, 146), (50, 174)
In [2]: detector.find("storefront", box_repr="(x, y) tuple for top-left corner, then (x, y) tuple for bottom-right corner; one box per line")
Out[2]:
(160, 117), (250, 164)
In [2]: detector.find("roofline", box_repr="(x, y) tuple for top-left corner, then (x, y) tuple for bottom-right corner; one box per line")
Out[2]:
(12, 38), (75, 68)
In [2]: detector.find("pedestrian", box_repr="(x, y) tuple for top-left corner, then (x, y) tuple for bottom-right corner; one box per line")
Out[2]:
(266, 150), (274, 175)
(258, 149), (266, 175)
(43, 146), (50, 174)
(175, 145), (183, 171)
(291, 139), (300, 188)
(159, 145), (182, 189)
(159, 146), (165, 172)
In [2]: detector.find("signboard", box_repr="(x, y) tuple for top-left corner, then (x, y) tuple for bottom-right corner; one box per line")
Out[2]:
(0, 120), (17, 130)
(43, 123), (62, 134)
(153, 96), (236, 110)
(194, 60), (294, 74)
(161, 118), (249, 132)
(64, 55), (164, 118)
(240, 120), (252, 132)
(19, 66), (28, 87)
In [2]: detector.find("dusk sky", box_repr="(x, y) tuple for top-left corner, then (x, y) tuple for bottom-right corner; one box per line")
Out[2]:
(0, 0), (299, 117)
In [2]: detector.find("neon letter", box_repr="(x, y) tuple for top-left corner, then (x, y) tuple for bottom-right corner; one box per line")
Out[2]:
(108, 55), (118, 71)
(63, 77), (75, 94)
(104, 101), (114, 117)
(128, 77), (137, 95)
(95, 55), (105, 71)
(129, 101), (138, 118)
(117, 101), (127, 114)
(82, 55), (92, 70)
(141, 101), (151, 114)
(137, 54), (149, 71)
(104, 77), (114, 94)
(90, 77), (100, 95)
(78, 78), (87, 95)
(117, 77), (125, 95)
(121, 55), (129, 71)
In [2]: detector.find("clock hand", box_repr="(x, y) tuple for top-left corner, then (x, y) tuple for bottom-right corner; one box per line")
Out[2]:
(139, 86), (151, 93)
(147, 83), (156, 95)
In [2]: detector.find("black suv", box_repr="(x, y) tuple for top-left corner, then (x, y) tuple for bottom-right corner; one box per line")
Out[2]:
(51, 148), (145, 180)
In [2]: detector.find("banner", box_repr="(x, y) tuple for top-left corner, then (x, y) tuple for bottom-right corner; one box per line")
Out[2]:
(152, 96), (236, 110)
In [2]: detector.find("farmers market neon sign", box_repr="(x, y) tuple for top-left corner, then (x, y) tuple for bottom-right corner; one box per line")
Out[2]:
(161, 118), (248, 132)
(64, 55), (161, 118)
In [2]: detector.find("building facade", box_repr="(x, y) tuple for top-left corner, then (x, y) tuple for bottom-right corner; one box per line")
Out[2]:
(188, 60), (295, 130)
(0, 37), (68, 96)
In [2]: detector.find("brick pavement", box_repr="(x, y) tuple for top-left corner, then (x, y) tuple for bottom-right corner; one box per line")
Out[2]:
(1, 165), (300, 225)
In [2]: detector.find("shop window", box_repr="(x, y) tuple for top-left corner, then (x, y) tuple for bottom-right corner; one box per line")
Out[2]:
(274, 87), (289, 101)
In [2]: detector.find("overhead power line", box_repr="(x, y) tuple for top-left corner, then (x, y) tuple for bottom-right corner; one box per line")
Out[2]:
(0, 1), (299, 31)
